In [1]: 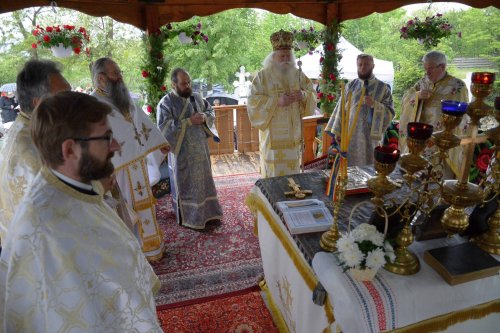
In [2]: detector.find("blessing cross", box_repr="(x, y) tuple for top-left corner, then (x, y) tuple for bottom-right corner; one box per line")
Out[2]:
(284, 177), (312, 199)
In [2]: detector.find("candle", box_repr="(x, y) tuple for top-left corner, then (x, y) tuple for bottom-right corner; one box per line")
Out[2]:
(407, 122), (434, 140)
(441, 100), (468, 116)
(471, 72), (495, 85)
(374, 146), (400, 164)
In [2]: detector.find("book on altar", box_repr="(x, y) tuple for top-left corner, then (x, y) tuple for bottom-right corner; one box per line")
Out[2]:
(423, 242), (500, 285)
(276, 199), (333, 234)
(322, 166), (372, 195)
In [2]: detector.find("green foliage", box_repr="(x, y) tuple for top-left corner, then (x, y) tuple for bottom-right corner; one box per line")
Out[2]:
(319, 20), (342, 115)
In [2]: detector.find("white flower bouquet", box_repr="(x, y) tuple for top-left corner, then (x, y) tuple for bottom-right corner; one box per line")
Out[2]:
(336, 223), (395, 281)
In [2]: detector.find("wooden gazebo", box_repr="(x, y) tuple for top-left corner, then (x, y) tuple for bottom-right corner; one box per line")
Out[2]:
(1, 1), (495, 32)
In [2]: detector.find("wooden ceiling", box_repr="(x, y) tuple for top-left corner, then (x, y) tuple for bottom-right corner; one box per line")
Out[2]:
(0, 1), (496, 31)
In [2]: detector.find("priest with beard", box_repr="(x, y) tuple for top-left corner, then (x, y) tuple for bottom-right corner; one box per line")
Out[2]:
(91, 57), (170, 262)
(157, 68), (222, 230)
(325, 54), (394, 166)
(0, 92), (162, 332)
(247, 29), (316, 178)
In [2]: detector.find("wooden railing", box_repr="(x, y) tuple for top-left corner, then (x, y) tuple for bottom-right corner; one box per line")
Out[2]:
(209, 105), (330, 165)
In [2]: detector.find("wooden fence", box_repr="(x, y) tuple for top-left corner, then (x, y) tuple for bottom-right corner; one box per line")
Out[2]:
(208, 105), (330, 165)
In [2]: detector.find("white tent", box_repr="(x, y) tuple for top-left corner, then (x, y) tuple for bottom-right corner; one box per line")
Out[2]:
(298, 37), (395, 90)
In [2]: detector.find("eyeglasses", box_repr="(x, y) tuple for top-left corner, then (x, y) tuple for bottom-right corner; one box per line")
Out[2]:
(73, 132), (114, 145)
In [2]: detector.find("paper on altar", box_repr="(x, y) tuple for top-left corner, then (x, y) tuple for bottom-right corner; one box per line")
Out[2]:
(277, 199), (333, 234)
(312, 238), (500, 333)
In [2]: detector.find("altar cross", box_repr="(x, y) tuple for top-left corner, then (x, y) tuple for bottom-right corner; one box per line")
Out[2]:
(285, 177), (312, 199)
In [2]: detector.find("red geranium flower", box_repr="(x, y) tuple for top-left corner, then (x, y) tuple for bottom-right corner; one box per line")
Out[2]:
(43, 35), (51, 42)
(146, 105), (153, 113)
(31, 43), (37, 49)
(161, 85), (167, 91)
(327, 94), (335, 101)
(476, 148), (494, 172)
(142, 70), (150, 78)
(73, 47), (81, 54)
(317, 92), (324, 99)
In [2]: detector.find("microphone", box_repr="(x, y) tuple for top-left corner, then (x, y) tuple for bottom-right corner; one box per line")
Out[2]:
(189, 95), (198, 113)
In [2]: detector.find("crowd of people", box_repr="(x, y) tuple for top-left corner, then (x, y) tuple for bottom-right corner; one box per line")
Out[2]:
(0, 28), (470, 330)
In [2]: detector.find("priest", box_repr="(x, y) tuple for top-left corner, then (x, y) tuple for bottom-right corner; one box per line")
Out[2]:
(400, 51), (469, 177)
(157, 68), (222, 230)
(325, 54), (394, 166)
(0, 92), (162, 332)
(0, 60), (71, 242)
(247, 29), (316, 177)
(91, 57), (170, 261)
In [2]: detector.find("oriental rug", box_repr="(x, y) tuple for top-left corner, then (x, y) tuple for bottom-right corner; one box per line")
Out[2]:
(157, 290), (279, 333)
(153, 172), (263, 309)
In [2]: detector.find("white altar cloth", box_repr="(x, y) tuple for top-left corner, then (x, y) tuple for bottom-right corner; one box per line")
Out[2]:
(313, 238), (500, 333)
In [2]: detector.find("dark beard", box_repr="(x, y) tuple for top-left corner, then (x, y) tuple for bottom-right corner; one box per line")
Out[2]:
(79, 145), (115, 183)
(176, 86), (192, 98)
(358, 71), (373, 80)
(107, 79), (131, 112)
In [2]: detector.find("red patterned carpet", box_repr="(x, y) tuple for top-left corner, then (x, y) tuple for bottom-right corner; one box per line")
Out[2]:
(157, 290), (279, 333)
(153, 172), (263, 308)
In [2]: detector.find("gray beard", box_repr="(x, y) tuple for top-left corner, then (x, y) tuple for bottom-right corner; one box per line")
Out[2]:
(106, 79), (131, 112)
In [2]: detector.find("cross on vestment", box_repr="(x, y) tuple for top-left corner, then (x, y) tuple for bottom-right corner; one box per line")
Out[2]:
(285, 177), (312, 199)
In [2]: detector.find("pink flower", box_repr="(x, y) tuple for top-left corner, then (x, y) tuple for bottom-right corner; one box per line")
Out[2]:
(407, 20), (414, 25)
(146, 105), (153, 113)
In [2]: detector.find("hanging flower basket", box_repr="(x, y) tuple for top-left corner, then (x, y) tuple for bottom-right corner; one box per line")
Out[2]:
(50, 43), (73, 58)
(293, 27), (322, 53)
(399, 14), (454, 49)
(32, 25), (91, 56)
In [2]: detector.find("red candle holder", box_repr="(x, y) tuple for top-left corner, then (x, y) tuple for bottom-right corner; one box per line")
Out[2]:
(407, 122), (434, 140)
(471, 72), (495, 85)
(374, 146), (400, 164)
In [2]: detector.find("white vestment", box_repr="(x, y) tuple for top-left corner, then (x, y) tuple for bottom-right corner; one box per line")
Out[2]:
(247, 66), (316, 178)
(0, 168), (162, 332)
(0, 113), (41, 241)
(92, 90), (169, 261)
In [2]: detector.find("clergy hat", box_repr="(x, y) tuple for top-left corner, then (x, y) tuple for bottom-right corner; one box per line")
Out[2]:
(270, 30), (294, 51)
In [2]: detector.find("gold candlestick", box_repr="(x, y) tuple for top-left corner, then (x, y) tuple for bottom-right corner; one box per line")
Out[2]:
(440, 74), (495, 237)
(320, 175), (346, 252)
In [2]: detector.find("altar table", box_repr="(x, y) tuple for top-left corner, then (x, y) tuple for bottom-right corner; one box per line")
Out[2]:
(246, 170), (500, 333)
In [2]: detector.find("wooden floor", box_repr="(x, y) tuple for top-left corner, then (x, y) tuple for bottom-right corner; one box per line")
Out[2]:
(210, 152), (260, 177)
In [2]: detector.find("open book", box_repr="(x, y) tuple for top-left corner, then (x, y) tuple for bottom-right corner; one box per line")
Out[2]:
(276, 199), (333, 234)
